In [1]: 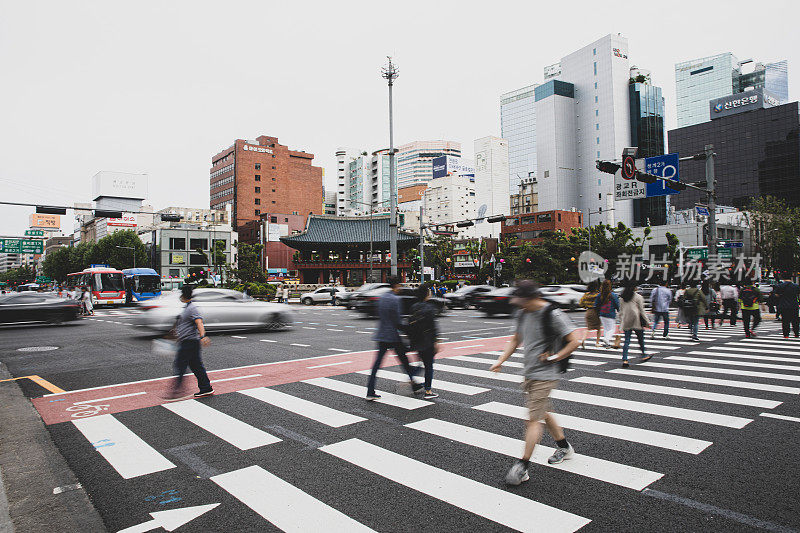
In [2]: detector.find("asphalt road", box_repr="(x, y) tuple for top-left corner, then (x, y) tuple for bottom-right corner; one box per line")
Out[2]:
(1, 304), (799, 533)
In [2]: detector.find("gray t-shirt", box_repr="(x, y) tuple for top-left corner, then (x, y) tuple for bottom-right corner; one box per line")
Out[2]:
(514, 306), (576, 380)
(176, 301), (203, 341)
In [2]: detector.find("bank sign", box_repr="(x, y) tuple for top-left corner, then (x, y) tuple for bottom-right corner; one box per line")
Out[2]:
(710, 88), (779, 120)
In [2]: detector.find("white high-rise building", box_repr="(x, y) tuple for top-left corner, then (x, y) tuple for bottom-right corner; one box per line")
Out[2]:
(396, 140), (461, 188)
(500, 85), (538, 193)
(423, 174), (475, 238)
(536, 34), (633, 226)
(335, 148), (360, 216)
(675, 53), (789, 128)
(336, 149), (392, 215)
(473, 136), (510, 238)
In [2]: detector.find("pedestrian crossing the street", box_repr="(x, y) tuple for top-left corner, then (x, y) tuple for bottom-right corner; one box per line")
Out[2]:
(64, 322), (799, 531)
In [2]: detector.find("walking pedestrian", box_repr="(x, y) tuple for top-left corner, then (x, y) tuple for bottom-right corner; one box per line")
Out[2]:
(739, 281), (763, 338)
(682, 281), (705, 341)
(619, 284), (651, 368)
(579, 280), (601, 348)
(408, 283), (440, 399)
(594, 280), (620, 348)
(649, 279), (672, 339)
(81, 287), (94, 316)
(489, 280), (581, 485)
(282, 284), (290, 304)
(702, 280), (718, 330)
(774, 273), (800, 338)
(164, 285), (213, 400)
(276, 284), (284, 303)
(675, 283), (688, 329)
(365, 276), (421, 400)
(718, 280), (739, 327)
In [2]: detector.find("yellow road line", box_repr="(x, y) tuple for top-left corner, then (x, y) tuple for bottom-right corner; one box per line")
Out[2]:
(0, 375), (66, 394)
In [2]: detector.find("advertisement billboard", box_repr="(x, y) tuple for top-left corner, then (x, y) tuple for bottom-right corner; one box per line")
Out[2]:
(106, 213), (138, 228)
(709, 88), (779, 120)
(29, 214), (61, 230)
(92, 171), (148, 200)
(431, 156), (475, 179)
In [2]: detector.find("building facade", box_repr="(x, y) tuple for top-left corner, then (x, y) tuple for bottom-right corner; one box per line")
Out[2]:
(141, 225), (237, 281)
(209, 135), (323, 232)
(336, 149), (393, 215)
(501, 210), (583, 244)
(500, 84), (538, 193)
(668, 101), (800, 210)
(473, 136), (510, 238)
(396, 140), (461, 189)
(629, 78), (667, 227)
(423, 174), (476, 238)
(323, 190), (337, 215)
(536, 34), (635, 227)
(511, 177), (538, 215)
(675, 53), (789, 128)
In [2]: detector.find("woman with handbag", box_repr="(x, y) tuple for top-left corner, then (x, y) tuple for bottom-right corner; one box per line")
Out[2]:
(594, 280), (620, 348)
(580, 280), (602, 348)
(619, 284), (651, 368)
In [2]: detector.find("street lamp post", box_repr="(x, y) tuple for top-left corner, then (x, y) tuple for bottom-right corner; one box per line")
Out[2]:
(381, 57), (399, 277)
(585, 208), (615, 252)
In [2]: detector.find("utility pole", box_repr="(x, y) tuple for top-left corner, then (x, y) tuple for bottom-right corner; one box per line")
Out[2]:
(382, 57), (399, 277)
(705, 144), (717, 259)
(419, 202), (425, 282)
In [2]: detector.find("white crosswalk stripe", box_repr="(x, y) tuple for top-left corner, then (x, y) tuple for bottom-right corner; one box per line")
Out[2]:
(708, 345), (800, 356)
(303, 377), (432, 409)
(211, 465), (376, 532)
(606, 368), (800, 394)
(320, 438), (591, 532)
(355, 369), (490, 395)
(405, 418), (664, 490)
(688, 350), (800, 363)
(450, 354), (605, 367)
(665, 355), (800, 372)
(640, 361), (800, 382)
(239, 387), (366, 427)
(434, 363), (523, 383)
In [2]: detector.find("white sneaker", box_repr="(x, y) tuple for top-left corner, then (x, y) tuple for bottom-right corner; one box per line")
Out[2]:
(504, 461), (529, 485)
(547, 443), (575, 464)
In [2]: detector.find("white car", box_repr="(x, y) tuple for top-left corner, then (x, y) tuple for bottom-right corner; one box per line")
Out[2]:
(300, 286), (348, 306)
(541, 285), (585, 310)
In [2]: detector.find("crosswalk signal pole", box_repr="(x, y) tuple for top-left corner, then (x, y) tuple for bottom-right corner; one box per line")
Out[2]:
(705, 145), (717, 260)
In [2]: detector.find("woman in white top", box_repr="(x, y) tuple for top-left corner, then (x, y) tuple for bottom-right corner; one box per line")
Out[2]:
(618, 284), (650, 368)
(81, 288), (94, 316)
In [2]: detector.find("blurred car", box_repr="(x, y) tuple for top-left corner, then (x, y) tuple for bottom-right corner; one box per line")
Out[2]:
(134, 288), (293, 333)
(340, 283), (389, 309)
(300, 286), (347, 306)
(474, 287), (516, 316)
(444, 285), (495, 309)
(353, 286), (445, 317)
(635, 283), (660, 300)
(0, 292), (81, 325)
(540, 285), (585, 310)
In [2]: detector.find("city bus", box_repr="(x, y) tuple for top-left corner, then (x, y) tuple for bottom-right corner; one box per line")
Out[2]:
(66, 267), (126, 306)
(122, 268), (162, 303)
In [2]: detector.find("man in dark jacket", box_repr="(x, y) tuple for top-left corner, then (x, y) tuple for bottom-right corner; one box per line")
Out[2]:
(365, 276), (421, 400)
(408, 283), (440, 399)
(774, 274), (800, 338)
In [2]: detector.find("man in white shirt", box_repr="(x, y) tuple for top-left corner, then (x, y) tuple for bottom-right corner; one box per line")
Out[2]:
(718, 282), (739, 327)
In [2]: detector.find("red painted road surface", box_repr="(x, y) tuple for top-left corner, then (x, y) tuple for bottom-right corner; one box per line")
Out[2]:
(33, 336), (513, 425)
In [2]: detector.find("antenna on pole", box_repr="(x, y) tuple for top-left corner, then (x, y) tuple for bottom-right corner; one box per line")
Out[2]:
(381, 56), (399, 85)
(382, 56), (400, 277)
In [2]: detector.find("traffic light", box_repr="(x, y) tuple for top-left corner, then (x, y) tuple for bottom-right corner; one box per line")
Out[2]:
(635, 171), (657, 184)
(487, 215), (506, 223)
(36, 205), (67, 215)
(160, 213), (181, 222)
(596, 161), (621, 174)
(456, 221), (474, 228)
(95, 209), (123, 218)
(666, 180), (686, 191)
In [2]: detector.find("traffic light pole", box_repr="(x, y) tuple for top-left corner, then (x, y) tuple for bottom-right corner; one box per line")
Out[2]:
(704, 144), (717, 260)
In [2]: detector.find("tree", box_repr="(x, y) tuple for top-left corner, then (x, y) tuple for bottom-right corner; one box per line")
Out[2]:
(0, 266), (35, 285)
(42, 247), (73, 283)
(427, 235), (454, 279)
(664, 232), (680, 280)
(229, 242), (265, 284)
(91, 230), (148, 269)
(588, 222), (651, 277)
(746, 196), (800, 276)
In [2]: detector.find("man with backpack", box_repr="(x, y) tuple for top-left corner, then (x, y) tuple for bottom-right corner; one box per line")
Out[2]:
(739, 282), (763, 338)
(489, 280), (581, 486)
(718, 281), (739, 327)
(681, 280), (705, 342)
(774, 273), (800, 338)
(408, 283), (440, 399)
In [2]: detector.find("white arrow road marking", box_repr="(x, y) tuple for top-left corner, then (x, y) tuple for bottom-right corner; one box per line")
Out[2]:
(116, 503), (220, 533)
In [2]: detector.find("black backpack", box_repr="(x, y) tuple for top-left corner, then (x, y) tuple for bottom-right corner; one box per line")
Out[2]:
(407, 302), (434, 347)
(517, 302), (572, 373)
(741, 287), (759, 307)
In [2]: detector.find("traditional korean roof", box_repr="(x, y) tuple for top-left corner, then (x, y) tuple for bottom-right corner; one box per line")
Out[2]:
(280, 215), (418, 250)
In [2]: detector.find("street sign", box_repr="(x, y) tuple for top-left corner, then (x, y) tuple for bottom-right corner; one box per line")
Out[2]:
(0, 239), (44, 254)
(722, 241), (744, 248)
(36, 276), (51, 283)
(695, 206), (710, 217)
(643, 153), (680, 197)
(614, 156), (646, 201)
(25, 229), (45, 237)
(684, 247), (733, 260)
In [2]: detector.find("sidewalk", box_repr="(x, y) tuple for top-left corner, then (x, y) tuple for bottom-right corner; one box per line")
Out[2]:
(0, 363), (105, 532)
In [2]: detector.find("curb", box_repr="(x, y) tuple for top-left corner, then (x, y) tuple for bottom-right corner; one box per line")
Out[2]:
(0, 363), (105, 532)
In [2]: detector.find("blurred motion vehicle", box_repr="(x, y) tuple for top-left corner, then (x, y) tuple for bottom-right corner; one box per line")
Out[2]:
(353, 286), (445, 317)
(634, 283), (660, 301)
(340, 283), (389, 309)
(540, 285), (586, 311)
(135, 288), (293, 333)
(300, 286), (347, 306)
(444, 285), (495, 309)
(474, 287), (516, 316)
(66, 267), (126, 306)
(0, 292), (81, 325)
(122, 268), (162, 303)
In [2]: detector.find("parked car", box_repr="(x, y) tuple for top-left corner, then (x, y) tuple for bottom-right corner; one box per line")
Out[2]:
(300, 286), (347, 306)
(134, 289), (293, 333)
(444, 285), (495, 309)
(0, 292), (81, 325)
(474, 287), (516, 316)
(353, 286), (445, 317)
(540, 285), (585, 311)
(340, 283), (389, 309)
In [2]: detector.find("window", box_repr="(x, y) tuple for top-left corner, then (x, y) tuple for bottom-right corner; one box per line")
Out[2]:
(594, 82), (597, 89)
(169, 237), (186, 250)
(169, 253), (186, 265)
(212, 239), (226, 250)
(255, 209), (260, 215)
(190, 238), (207, 250)
(272, 177), (276, 181)
(272, 189), (276, 192)
(596, 137), (600, 144)
(272, 201), (276, 204)
(255, 198), (261, 205)
(189, 254), (206, 265)
(595, 109), (598, 116)
(593, 62), (597, 75)
(284, 218), (288, 222)
(596, 124), (599, 130)
(270, 216), (277, 223)
(255, 175), (261, 182)
(255, 186), (260, 193)
(169, 269), (180, 277)
(557, 213), (561, 222)
(544, 170), (550, 178)
(595, 95), (598, 103)
(272, 166), (276, 169)
(593, 48), (596, 55)
(255, 163), (261, 170)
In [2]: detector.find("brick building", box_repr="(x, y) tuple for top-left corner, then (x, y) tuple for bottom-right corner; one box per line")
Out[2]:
(501, 210), (583, 244)
(209, 135), (323, 233)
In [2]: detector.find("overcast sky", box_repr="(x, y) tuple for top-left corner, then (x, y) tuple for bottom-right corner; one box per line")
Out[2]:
(1, 0), (798, 237)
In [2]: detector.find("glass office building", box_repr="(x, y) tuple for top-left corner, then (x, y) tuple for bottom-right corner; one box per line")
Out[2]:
(668, 102), (800, 210)
(629, 82), (667, 227)
(500, 84), (537, 192)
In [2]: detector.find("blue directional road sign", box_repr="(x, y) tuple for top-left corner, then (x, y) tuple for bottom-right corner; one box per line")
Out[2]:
(722, 241), (744, 248)
(695, 205), (710, 217)
(644, 153), (680, 197)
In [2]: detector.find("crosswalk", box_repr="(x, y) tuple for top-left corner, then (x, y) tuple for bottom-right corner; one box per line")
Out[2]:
(67, 322), (799, 531)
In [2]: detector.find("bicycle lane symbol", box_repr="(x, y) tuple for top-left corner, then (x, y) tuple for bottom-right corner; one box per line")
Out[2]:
(66, 404), (111, 418)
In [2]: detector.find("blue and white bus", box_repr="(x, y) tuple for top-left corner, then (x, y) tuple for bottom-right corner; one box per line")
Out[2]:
(122, 268), (162, 303)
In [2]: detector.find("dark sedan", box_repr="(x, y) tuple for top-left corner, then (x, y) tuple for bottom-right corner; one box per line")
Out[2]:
(444, 285), (495, 309)
(353, 286), (445, 317)
(341, 283), (390, 309)
(0, 292), (82, 325)
(474, 287), (516, 316)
